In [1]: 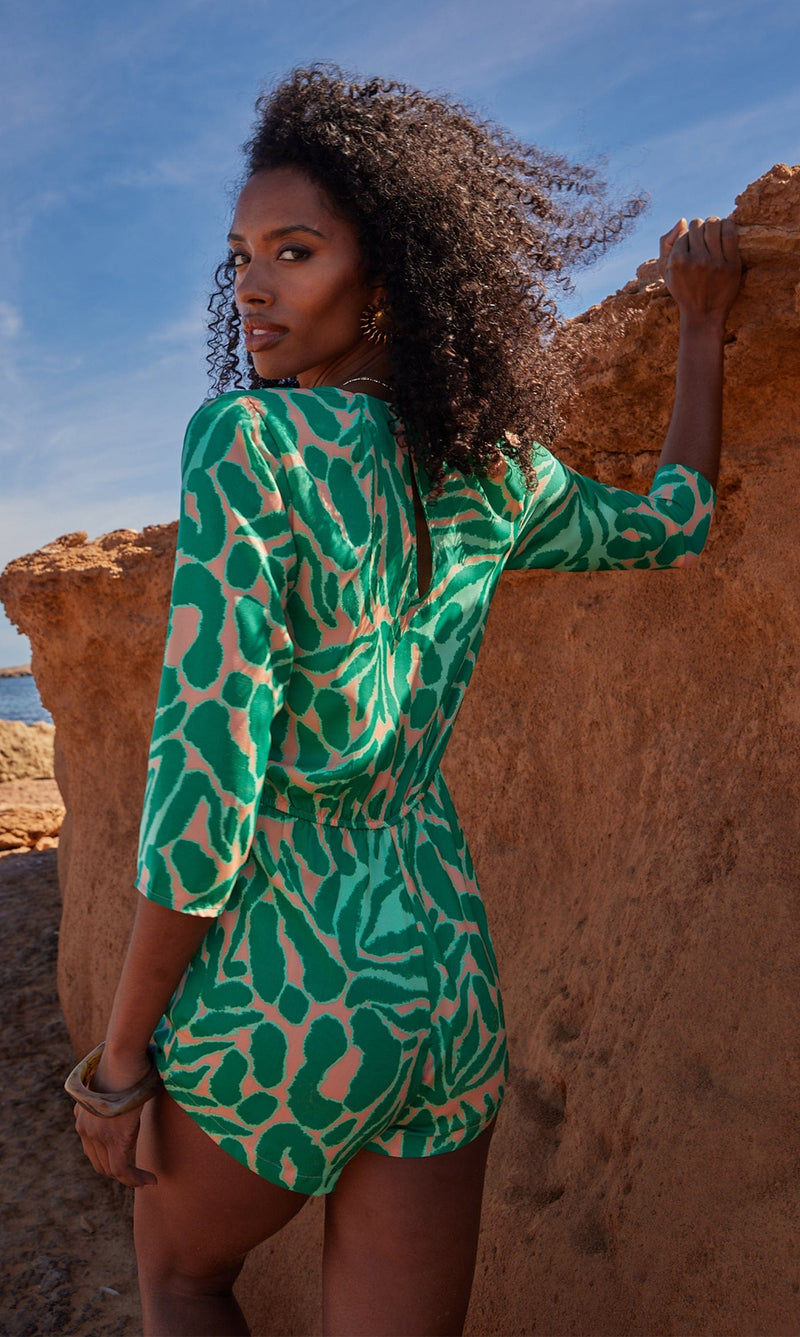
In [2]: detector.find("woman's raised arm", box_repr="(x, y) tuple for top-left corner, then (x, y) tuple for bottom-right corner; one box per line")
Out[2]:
(656, 216), (742, 488)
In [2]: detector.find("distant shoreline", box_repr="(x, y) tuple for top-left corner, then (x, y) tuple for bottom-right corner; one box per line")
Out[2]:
(0, 665), (32, 679)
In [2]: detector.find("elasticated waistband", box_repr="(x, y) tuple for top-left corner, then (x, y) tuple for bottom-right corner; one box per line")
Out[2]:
(257, 787), (431, 830)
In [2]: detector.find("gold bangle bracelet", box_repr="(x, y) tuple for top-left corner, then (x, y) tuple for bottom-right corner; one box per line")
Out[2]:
(64, 1041), (161, 1118)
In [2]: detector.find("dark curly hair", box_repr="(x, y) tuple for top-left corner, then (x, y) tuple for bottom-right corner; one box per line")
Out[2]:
(207, 65), (646, 488)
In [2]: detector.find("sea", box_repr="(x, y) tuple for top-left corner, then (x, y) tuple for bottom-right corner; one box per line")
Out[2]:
(0, 675), (53, 725)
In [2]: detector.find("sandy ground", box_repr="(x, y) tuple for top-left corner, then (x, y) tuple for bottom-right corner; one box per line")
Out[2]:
(0, 846), (141, 1336)
(0, 778), (63, 807)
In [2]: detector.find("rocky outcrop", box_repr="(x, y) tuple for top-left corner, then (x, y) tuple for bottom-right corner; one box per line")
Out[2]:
(0, 525), (176, 1024)
(0, 719), (56, 783)
(0, 778), (64, 851)
(0, 720), (63, 850)
(1, 166), (798, 1337)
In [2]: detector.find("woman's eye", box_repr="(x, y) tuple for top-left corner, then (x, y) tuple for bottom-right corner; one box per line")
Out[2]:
(228, 245), (310, 269)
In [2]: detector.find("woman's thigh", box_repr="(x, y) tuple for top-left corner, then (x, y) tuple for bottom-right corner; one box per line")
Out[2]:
(134, 1086), (308, 1283)
(322, 1120), (495, 1337)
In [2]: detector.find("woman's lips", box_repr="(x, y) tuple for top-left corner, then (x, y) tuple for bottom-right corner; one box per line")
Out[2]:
(243, 325), (287, 352)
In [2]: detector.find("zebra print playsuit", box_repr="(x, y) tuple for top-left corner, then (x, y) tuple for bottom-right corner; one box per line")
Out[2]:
(135, 387), (714, 1194)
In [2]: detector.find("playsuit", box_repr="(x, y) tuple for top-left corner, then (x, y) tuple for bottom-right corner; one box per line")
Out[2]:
(135, 387), (715, 1195)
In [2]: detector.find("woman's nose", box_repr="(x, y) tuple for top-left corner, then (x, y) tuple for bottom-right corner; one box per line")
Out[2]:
(236, 260), (276, 307)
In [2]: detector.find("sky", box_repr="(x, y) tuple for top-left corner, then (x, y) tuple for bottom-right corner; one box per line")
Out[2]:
(1, 0), (798, 665)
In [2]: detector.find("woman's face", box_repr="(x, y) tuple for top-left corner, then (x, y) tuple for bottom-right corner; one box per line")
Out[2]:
(229, 167), (382, 387)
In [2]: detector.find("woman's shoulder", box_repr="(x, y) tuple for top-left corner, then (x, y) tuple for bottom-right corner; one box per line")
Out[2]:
(180, 390), (293, 482)
(184, 387), (291, 441)
(186, 386), (394, 459)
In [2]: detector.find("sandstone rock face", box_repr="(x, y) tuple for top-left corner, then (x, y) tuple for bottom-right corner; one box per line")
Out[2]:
(0, 719), (56, 783)
(0, 777), (64, 851)
(1, 166), (798, 1337)
(0, 526), (176, 1036)
(0, 720), (63, 850)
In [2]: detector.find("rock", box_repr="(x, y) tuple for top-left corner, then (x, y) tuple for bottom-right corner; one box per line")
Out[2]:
(0, 724), (62, 847)
(0, 524), (176, 1037)
(0, 809), (63, 851)
(449, 163), (800, 1337)
(1, 165), (798, 1337)
(0, 719), (56, 783)
(0, 778), (65, 851)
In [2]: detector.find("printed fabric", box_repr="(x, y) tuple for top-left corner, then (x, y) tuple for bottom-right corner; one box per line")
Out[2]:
(135, 388), (715, 1193)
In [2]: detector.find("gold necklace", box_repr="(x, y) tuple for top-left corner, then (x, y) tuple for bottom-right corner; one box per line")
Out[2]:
(341, 376), (393, 393)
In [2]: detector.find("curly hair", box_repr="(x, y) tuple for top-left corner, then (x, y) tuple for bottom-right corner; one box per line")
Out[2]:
(207, 65), (646, 488)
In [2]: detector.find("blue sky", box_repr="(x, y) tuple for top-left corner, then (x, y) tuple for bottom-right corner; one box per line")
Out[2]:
(1, 0), (798, 665)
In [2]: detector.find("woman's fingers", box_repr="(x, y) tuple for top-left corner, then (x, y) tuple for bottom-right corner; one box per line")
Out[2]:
(660, 217), (688, 254)
(109, 1129), (158, 1188)
(75, 1109), (106, 1176)
(658, 217), (688, 276)
(73, 1104), (158, 1188)
(661, 215), (734, 267)
(108, 1153), (157, 1190)
(660, 212), (741, 319)
(681, 217), (711, 262)
(706, 216), (733, 258)
(720, 215), (739, 262)
(688, 215), (724, 258)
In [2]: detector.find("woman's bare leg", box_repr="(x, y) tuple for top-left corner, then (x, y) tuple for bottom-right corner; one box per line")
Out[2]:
(134, 1087), (308, 1337)
(322, 1122), (495, 1337)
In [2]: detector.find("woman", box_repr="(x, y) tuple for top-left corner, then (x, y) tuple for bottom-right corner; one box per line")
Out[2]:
(68, 68), (741, 1336)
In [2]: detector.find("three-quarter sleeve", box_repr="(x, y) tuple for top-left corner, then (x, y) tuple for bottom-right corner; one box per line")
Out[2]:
(136, 395), (296, 916)
(506, 448), (716, 572)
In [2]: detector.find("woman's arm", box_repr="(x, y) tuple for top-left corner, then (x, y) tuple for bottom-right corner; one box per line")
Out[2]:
(656, 216), (742, 488)
(73, 898), (213, 1188)
(100, 897), (213, 1075)
(72, 394), (297, 1187)
(505, 215), (741, 574)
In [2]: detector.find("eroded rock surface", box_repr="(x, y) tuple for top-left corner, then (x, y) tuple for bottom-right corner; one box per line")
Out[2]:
(1, 166), (798, 1337)
(0, 719), (55, 783)
(0, 784), (64, 851)
(0, 720), (63, 849)
(0, 525), (176, 1034)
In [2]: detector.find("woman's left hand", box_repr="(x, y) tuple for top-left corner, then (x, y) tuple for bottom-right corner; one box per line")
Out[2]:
(659, 216), (742, 326)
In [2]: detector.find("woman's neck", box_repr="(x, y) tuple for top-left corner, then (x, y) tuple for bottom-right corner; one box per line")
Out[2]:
(298, 346), (394, 401)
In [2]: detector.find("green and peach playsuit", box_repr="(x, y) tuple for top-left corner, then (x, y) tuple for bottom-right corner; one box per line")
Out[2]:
(136, 388), (714, 1195)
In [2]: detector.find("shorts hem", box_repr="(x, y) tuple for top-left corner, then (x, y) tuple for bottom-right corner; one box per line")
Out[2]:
(158, 1072), (334, 1196)
(364, 1102), (504, 1161)
(157, 1072), (503, 1196)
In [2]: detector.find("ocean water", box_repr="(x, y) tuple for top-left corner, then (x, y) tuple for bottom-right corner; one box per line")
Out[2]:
(0, 675), (53, 725)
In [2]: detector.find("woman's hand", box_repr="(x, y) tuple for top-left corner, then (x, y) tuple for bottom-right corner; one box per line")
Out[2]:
(659, 216), (742, 327)
(73, 1049), (158, 1188)
(655, 215), (742, 486)
(68, 897), (213, 1187)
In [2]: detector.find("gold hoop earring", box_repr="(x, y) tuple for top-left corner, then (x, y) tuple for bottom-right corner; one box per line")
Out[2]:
(360, 304), (392, 345)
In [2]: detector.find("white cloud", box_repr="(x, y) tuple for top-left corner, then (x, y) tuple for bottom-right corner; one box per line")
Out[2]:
(327, 0), (632, 91)
(107, 134), (236, 193)
(0, 336), (206, 551)
(0, 302), (22, 340)
(148, 302), (209, 346)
